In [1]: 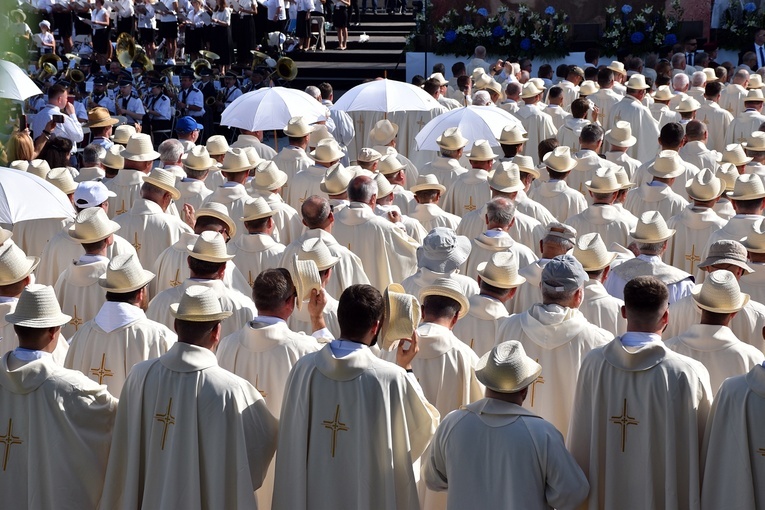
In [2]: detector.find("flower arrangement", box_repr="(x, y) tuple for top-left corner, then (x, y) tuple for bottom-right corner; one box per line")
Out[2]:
(600, 0), (684, 57)
(717, 2), (765, 51)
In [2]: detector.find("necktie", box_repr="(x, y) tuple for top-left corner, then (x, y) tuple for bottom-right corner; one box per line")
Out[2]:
(760, 46), (765, 69)
(687, 52), (693, 66)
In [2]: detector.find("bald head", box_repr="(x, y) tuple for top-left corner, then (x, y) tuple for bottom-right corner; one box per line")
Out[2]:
(505, 82), (521, 100)
(734, 69), (750, 84)
(348, 175), (378, 204)
(301, 195), (331, 229)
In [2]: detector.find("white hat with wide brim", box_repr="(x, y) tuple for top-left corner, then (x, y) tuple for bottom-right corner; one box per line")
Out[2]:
(98, 253), (155, 293)
(6, 284), (71, 328)
(477, 251), (526, 289)
(475, 340), (542, 393)
(187, 231), (235, 263)
(419, 277), (470, 319)
(380, 283), (421, 351)
(691, 269), (749, 314)
(170, 284), (233, 321)
(0, 242), (40, 286)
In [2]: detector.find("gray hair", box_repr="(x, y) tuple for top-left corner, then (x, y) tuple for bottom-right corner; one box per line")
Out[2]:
(440, 148), (461, 158)
(691, 71), (706, 87)
(347, 175), (378, 203)
(486, 197), (516, 227)
(82, 144), (104, 166)
(158, 138), (184, 163)
(472, 90), (491, 106)
(541, 286), (578, 306)
(637, 241), (665, 255)
(305, 85), (321, 100)
(672, 72), (689, 90)
(671, 53), (687, 70)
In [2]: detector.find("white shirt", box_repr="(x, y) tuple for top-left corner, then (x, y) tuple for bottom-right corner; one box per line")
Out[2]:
(32, 103), (84, 152)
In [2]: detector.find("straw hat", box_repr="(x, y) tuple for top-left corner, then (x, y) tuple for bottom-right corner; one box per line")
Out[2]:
(380, 283), (421, 351)
(743, 131), (765, 151)
(368, 119), (399, 146)
(378, 154), (405, 175)
(46, 167), (77, 194)
(320, 163), (355, 195)
(542, 146), (577, 172)
(585, 166), (622, 193)
(121, 134), (161, 162)
(206, 135), (230, 156)
(742, 219), (765, 253)
(298, 237), (340, 271)
(648, 150), (686, 179)
(218, 148), (251, 173)
(87, 107), (119, 128)
(716, 163), (739, 192)
(748, 74), (764, 90)
(241, 146), (262, 168)
(607, 60), (627, 75)
(473, 73), (493, 91)
(373, 171), (394, 199)
(579, 80), (599, 96)
(745, 88), (765, 102)
(471, 67), (487, 81)
(436, 127), (469, 151)
(357, 147), (382, 163)
(111, 124), (136, 144)
(419, 277), (470, 319)
(68, 207), (121, 243)
(187, 231), (235, 263)
(74, 167), (106, 182)
(484, 79), (503, 98)
(310, 139), (345, 163)
(477, 251), (526, 289)
(251, 160), (288, 191)
(686, 168), (724, 201)
(625, 74), (651, 90)
(417, 227), (472, 273)
(0, 229), (11, 246)
(103, 145), (125, 169)
(573, 232), (617, 271)
(691, 269), (749, 314)
(653, 85), (674, 101)
(465, 140), (497, 161)
(520, 82), (543, 99)
(236, 198), (272, 224)
(604, 121), (637, 148)
(702, 68), (718, 82)
(489, 161), (524, 193)
(27, 159), (51, 179)
(183, 145), (219, 171)
(291, 255), (321, 309)
(529, 78), (546, 91)
(475, 340), (542, 393)
(630, 211), (675, 243)
(197, 202), (236, 237)
(0, 242), (40, 286)
(698, 240), (753, 273)
(10, 9), (26, 22)
(143, 167), (181, 200)
(675, 96), (701, 112)
(283, 116), (315, 137)
(170, 284), (233, 322)
(722, 143), (753, 166)
(5, 284), (71, 328)
(614, 166), (635, 190)
(512, 154), (540, 178)
(545, 222), (577, 243)
(10, 160), (29, 172)
(98, 253), (155, 293)
(728, 173), (765, 200)
(410, 174), (446, 193)
(497, 125), (528, 145)
(308, 125), (334, 148)
(429, 72), (448, 86)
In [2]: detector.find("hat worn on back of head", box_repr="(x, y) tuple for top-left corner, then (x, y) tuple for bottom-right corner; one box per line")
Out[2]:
(176, 116), (204, 133)
(417, 227), (472, 273)
(197, 202), (236, 237)
(542, 146), (577, 172)
(477, 251), (526, 289)
(170, 285), (233, 322)
(68, 207), (121, 244)
(143, 167), (181, 200)
(697, 240), (753, 273)
(573, 232), (617, 271)
(0, 242), (40, 286)
(98, 253), (155, 293)
(74, 181), (117, 209)
(630, 210), (675, 243)
(6, 284), (71, 328)
(466, 140), (497, 161)
(380, 283), (421, 351)
(122, 133), (161, 162)
(419, 277), (470, 319)
(475, 340), (542, 393)
(541, 254), (588, 293)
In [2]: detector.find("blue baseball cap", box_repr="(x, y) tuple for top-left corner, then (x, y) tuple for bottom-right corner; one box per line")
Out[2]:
(176, 116), (203, 133)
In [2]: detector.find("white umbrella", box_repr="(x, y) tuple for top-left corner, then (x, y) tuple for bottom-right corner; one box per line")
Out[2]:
(331, 78), (441, 113)
(220, 87), (329, 132)
(0, 59), (43, 102)
(415, 106), (523, 151)
(0, 169), (75, 224)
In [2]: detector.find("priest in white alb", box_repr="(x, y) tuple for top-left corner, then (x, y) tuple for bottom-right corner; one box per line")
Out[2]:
(228, 197), (286, 288)
(105, 133), (155, 218)
(409, 174), (462, 232)
(608, 74), (660, 163)
(417, 128), (470, 191)
(271, 116), (315, 206)
(441, 139), (494, 216)
(515, 82), (557, 166)
(528, 146), (587, 223)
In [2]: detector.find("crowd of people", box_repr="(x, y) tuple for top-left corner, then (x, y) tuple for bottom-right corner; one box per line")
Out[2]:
(4, 22), (765, 510)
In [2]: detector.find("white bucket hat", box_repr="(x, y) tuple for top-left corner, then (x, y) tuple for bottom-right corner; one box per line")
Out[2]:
(205, 135), (230, 156)
(187, 231), (235, 263)
(310, 139), (345, 163)
(378, 154), (405, 175)
(512, 154), (540, 179)
(648, 150), (686, 179)
(691, 269), (749, 314)
(298, 237), (340, 271)
(241, 196), (274, 221)
(630, 211), (675, 243)
(542, 146), (577, 172)
(436, 127), (469, 151)
(477, 251), (526, 289)
(68, 207), (121, 243)
(497, 125), (528, 145)
(320, 163), (355, 195)
(686, 168), (724, 201)
(283, 116), (315, 137)
(143, 167), (181, 200)
(417, 227), (472, 273)
(6, 284), (71, 328)
(98, 253), (155, 293)
(585, 166), (622, 193)
(410, 174), (446, 193)
(573, 232), (617, 271)
(0, 242), (40, 286)
(722, 143), (753, 166)
(291, 254), (321, 309)
(605, 121), (637, 147)
(47, 167), (77, 195)
(728, 173), (765, 200)
(219, 148), (252, 173)
(197, 202), (236, 238)
(357, 147), (382, 163)
(380, 283), (421, 351)
(465, 140), (497, 161)
(250, 160), (288, 191)
(170, 284), (233, 322)
(121, 133), (161, 162)
(697, 240), (753, 273)
(368, 119), (399, 146)
(489, 161), (524, 193)
(475, 340), (542, 393)
(419, 277), (470, 319)
(183, 145), (220, 171)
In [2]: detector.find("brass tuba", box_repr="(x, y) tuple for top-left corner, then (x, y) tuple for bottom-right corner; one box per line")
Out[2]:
(268, 57), (297, 82)
(34, 62), (58, 82)
(116, 33), (136, 68)
(191, 58), (211, 79)
(67, 68), (85, 83)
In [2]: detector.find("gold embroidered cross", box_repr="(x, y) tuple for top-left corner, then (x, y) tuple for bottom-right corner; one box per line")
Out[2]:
(155, 398), (175, 451)
(116, 200), (127, 215)
(69, 305), (83, 331)
(90, 353), (113, 385)
(0, 419), (22, 471)
(702, 118), (710, 125)
(299, 190), (308, 203)
(322, 404), (349, 458)
(530, 358), (544, 407)
(170, 268), (183, 287)
(356, 117), (365, 136)
(248, 271), (255, 288)
(685, 245), (700, 273)
(611, 398), (639, 453)
(464, 196), (477, 212)
(132, 233), (141, 253)
(254, 374), (267, 398)
(416, 118), (426, 130)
